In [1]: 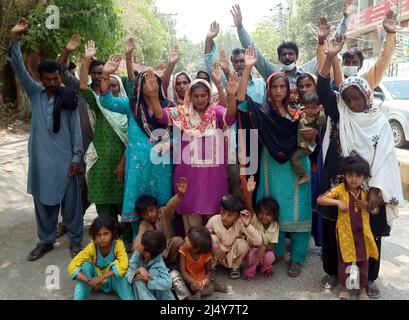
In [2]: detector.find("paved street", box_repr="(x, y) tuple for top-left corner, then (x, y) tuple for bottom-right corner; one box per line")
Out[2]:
(1, 133), (408, 300)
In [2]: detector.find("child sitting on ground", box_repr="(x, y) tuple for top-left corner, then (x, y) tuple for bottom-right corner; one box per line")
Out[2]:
(206, 195), (262, 280)
(243, 176), (280, 280)
(133, 177), (188, 268)
(67, 216), (134, 300)
(317, 154), (379, 300)
(171, 226), (228, 300)
(290, 92), (326, 185)
(126, 230), (175, 300)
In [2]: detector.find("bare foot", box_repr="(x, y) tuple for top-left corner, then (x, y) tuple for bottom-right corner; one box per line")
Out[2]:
(214, 281), (229, 293)
(263, 269), (274, 278)
(297, 175), (310, 185)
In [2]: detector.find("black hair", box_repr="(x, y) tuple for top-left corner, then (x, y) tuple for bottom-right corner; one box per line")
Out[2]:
(68, 61), (77, 70)
(255, 197), (280, 222)
(37, 60), (63, 76)
(89, 216), (122, 240)
(339, 153), (371, 179)
(302, 92), (320, 106)
(190, 82), (210, 95)
(89, 59), (105, 74)
(187, 226), (212, 254)
(231, 48), (245, 56)
(221, 195), (245, 214)
(277, 42), (299, 58)
(342, 48), (364, 65)
(135, 195), (158, 217)
(196, 70), (211, 83)
(141, 230), (166, 257)
(296, 73), (317, 87)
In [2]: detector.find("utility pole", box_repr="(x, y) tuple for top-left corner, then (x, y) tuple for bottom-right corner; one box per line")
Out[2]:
(271, 2), (289, 43)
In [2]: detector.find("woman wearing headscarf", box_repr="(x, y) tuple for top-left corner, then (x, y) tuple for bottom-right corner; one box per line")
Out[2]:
(237, 48), (318, 277)
(98, 55), (174, 235)
(151, 64), (240, 233)
(318, 36), (403, 297)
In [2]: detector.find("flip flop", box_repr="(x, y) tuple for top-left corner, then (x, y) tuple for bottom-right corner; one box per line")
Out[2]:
(366, 281), (381, 299)
(320, 274), (338, 290)
(229, 268), (241, 279)
(287, 261), (302, 277)
(339, 289), (351, 300)
(70, 242), (83, 258)
(27, 244), (54, 261)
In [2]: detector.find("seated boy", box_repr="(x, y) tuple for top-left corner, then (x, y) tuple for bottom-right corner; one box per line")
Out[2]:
(206, 195), (262, 279)
(126, 230), (175, 300)
(133, 177), (187, 268)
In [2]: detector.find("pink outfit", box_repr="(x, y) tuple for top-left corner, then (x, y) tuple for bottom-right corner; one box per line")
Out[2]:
(243, 247), (275, 279)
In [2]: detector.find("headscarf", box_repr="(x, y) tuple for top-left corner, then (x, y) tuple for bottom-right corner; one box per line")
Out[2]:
(166, 79), (220, 138)
(131, 71), (174, 142)
(338, 76), (403, 226)
(172, 71), (192, 106)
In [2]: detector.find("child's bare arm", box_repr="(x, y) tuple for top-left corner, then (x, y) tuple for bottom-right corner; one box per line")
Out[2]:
(162, 177), (188, 219)
(317, 196), (348, 213)
(179, 253), (199, 290)
(74, 272), (90, 284)
(132, 223), (147, 252)
(244, 176), (256, 215)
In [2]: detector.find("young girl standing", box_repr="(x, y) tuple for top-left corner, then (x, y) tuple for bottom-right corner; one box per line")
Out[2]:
(68, 216), (134, 300)
(317, 154), (379, 300)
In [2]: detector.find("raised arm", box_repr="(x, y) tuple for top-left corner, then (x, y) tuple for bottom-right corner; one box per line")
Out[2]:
(237, 47), (257, 102)
(80, 40), (97, 92)
(225, 71), (240, 118)
(125, 37), (136, 81)
(162, 45), (180, 95)
(145, 69), (165, 120)
(362, 10), (397, 90)
(9, 19), (42, 96)
(334, 0), (354, 37)
(59, 34), (82, 91)
(317, 17), (331, 78)
(211, 62), (227, 107)
(232, 5), (279, 80)
(204, 22), (227, 87)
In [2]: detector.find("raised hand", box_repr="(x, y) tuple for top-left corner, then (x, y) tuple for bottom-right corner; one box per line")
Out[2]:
(169, 45), (180, 65)
(177, 177), (188, 195)
(144, 68), (159, 98)
(318, 17), (330, 44)
(103, 54), (122, 75)
(245, 47), (257, 67)
(240, 209), (252, 227)
(10, 18), (28, 40)
(85, 40), (97, 60)
(219, 50), (230, 72)
(326, 35), (346, 58)
(226, 71), (239, 96)
(247, 175), (256, 193)
(125, 37), (135, 55)
(231, 4), (243, 29)
(343, 0), (356, 18)
(211, 61), (223, 86)
(383, 9), (397, 34)
(66, 34), (81, 53)
(207, 21), (220, 40)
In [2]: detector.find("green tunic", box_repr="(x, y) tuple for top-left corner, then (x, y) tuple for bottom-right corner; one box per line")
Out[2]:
(83, 88), (125, 204)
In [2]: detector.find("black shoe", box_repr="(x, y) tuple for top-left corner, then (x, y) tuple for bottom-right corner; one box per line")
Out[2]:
(27, 244), (54, 261)
(56, 222), (67, 239)
(70, 242), (83, 258)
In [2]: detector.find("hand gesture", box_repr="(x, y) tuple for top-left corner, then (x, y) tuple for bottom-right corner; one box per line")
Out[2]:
(255, 245), (267, 264)
(226, 71), (240, 96)
(10, 18), (28, 39)
(343, 0), (356, 18)
(177, 177), (188, 195)
(66, 34), (81, 53)
(240, 209), (252, 227)
(212, 62), (223, 86)
(219, 50), (230, 72)
(125, 37), (135, 55)
(207, 21), (220, 40)
(212, 246), (227, 263)
(355, 199), (368, 210)
(85, 40), (97, 60)
(103, 54), (122, 75)
(247, 175), (256, 193)
(87, 276), (103, 288)
(136, 267), (151, 282)
(383, 9), (397, 34)
(169, 45), (180, 65)
(326, 35), (346, 58)
(337, 201), (348, 213)
(144, 68), (159, 98)
(231, 4), (243, 29)
(245, 47), (257, 67)
(317, 17), (330, 44)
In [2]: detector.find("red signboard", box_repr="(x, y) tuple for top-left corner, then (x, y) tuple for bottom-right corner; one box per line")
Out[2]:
(349, 0), (409, 30)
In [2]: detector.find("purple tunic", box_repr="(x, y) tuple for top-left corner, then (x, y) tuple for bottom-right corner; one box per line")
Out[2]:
(159, 105), (235, 216)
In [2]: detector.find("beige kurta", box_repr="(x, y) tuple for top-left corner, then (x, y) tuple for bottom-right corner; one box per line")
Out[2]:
(249, 215), (280, 247)
(206, 215), (262, 269)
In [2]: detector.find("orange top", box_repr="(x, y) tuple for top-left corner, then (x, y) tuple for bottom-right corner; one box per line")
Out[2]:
(179, 245), (212, 284)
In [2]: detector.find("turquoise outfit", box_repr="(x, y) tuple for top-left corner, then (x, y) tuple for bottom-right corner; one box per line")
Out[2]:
(126, 251), (175, 300)
(73, 242), (134, 300)
(98, 92), (172, 225)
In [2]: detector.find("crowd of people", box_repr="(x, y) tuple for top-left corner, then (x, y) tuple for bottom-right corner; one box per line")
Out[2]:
(7, 1), (404, 300)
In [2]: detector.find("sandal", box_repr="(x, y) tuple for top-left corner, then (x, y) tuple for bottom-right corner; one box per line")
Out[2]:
(320, 274), (338, 290)
(229, 268), (241, 279)
(366, 281), (381, 299)
(70, 242), (83, 258)
(339, 288), (351, 300)
(27, 244), (54, 261)
(287, 261), (302, 277)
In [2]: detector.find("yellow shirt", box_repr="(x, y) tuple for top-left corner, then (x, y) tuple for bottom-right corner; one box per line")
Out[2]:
(324, 183), (378, 263)
(67, 240), (129, 281)
(249, 215), (279, 247)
